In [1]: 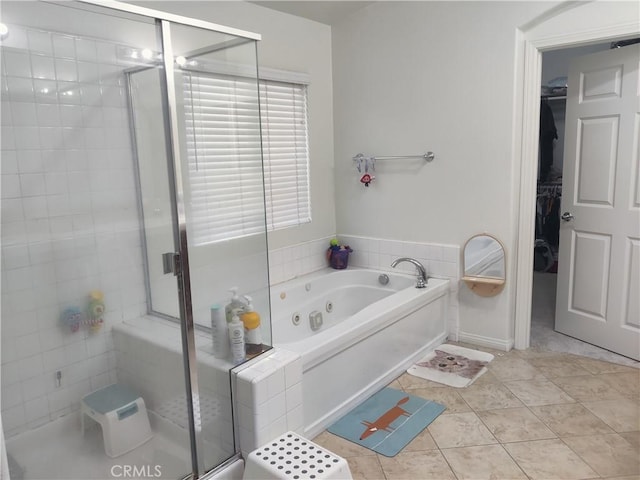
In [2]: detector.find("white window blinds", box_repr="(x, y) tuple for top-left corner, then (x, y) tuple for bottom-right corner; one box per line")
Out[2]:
(183, 72), (310, 246)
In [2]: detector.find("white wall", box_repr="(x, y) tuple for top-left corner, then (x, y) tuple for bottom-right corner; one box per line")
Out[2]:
(332, 1), (556, 347)
(131, 1), (336, 251)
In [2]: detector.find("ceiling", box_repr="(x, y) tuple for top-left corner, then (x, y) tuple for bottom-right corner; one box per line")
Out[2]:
(249, 1), (375, 25)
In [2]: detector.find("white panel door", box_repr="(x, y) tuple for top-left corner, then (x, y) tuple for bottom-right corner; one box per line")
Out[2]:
(555, 44), (640, 360)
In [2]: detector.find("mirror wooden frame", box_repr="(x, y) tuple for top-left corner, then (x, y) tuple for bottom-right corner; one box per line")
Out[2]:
(462, 233), (506, 297)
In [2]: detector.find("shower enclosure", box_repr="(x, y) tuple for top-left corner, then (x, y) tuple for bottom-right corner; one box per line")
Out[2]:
(1, 1), (270, 478)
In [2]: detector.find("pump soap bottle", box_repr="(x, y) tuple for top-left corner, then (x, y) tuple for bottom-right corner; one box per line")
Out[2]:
(241, 295), (263, 356)
(225, 287), (246, 323)
(228, 312), (246, 364)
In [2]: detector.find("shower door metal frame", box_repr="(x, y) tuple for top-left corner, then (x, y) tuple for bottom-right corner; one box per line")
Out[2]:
(75, 1), (262, 478)
(77, 0), (261, 41)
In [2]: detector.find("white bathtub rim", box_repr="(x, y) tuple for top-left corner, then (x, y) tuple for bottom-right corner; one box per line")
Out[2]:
(274, 277), (449, 369)
(270, 266), (415, 291)
(274, 277), (449, 370)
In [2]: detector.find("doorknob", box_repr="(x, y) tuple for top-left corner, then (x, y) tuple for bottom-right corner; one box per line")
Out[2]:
(561, 212), (574, 222)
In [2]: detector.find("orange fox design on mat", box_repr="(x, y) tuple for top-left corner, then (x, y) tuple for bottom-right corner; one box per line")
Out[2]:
(359, 396), (410, 440)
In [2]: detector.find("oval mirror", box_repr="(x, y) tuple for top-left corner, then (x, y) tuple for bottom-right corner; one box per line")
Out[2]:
(463, 234), (505, 279)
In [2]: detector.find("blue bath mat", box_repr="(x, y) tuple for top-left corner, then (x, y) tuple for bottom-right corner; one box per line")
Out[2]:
(327, 387), (446, 457)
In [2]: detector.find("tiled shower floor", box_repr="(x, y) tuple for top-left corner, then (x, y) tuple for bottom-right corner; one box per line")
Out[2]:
(313, 343), (640, 479)
(6, 391), (232, 480)
(6, 413), (191, 480)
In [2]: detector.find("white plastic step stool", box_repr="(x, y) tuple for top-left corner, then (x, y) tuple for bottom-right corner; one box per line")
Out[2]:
(81, 384), (153, 458)
(243, 431), (352, 480)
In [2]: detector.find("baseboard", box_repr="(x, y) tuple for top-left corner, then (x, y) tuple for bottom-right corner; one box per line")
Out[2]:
(457, 331), (514, 352)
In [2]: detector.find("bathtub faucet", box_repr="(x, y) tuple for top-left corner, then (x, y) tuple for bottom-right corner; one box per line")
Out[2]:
(391, 257), (428, 288)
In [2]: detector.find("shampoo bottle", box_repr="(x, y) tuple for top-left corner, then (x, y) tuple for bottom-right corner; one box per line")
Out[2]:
(210, 304), (229, 359)
(241, 296), (263, 356)
(225, 287), (246, 323)
(228, 313), (246, 364)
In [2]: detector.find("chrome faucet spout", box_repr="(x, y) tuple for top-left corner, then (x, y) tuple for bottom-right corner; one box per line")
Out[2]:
(390, 257), (428, 288)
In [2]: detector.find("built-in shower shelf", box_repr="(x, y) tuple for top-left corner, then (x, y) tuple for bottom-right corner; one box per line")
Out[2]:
(156, 393), (221, 429)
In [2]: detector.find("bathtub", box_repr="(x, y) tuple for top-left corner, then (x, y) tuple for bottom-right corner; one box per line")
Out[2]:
(271, 267), (449, 437)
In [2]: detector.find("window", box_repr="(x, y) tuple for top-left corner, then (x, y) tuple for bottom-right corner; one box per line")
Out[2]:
(183, 72), (310, 246)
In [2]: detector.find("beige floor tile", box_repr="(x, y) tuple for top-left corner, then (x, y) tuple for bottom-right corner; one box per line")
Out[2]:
(528, 356), (593, 378)
(441, 444), (528, 480)
(582, 398), (640, 433)
(409, 387), (471, 414)
(619, 431), (640, 449)
(600, 476), (640, 480)
(488, 357), (547, 382)
(427, 412), (497, 448)
(529, 403), (615, 436)
(376, 449), (456, 480)
(395, 372), (448, 390)
(470, 368), (501, 385)
(458, 383), (524, 411)
(385, 379), (404, 391)
(514, 348), (565, 360)
(504, 380), (575, 406)
(551, 375), (631, 401)
(503, 438), (598, 480)
(562, 434), (640, 477)
(312, 431), (375, 458)
(345, 455), (385, 480)
(477, 407), (556, 442)
(402, 427), (438, 452)
(572, 356), (638, 375)
(599, 371), (640, 398)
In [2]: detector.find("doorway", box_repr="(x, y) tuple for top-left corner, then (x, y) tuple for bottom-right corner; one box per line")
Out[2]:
(513, 1), (640, 355)
(528, 43), (639, 365)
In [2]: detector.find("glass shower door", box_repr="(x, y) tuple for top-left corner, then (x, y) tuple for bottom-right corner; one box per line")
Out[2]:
(154, 21), (271, 475)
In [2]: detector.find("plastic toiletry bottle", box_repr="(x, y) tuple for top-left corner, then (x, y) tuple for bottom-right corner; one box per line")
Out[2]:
(211, 304), (229, 359)
(225, 287), (246, 323)
(228, 313), (246, 364)
(241, 296), (263, 356)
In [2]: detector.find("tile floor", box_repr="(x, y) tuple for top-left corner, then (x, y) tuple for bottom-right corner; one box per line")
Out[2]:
(313, 343), (640, 480)
(530, 273), (638, 368)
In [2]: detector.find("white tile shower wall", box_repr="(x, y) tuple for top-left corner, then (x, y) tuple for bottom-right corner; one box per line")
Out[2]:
(234, 349), (303, 456)
(268, 235), (460, 339)
(268, 236), (333, 285)
(1, 24), (147, 437)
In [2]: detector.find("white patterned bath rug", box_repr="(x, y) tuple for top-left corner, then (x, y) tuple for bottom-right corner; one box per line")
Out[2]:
(407, 344), (494, 388)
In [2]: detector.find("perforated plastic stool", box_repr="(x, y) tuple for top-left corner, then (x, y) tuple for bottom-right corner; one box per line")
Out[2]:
(243, 431), (352, 480)
(81, 384), (153, 458)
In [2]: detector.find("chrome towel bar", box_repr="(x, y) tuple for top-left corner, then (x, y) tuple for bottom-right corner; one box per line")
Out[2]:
(353, 152), (435, 162)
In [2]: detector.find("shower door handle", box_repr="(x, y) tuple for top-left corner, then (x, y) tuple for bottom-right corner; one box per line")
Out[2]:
(561, 212), (574, 222)
(162, 252), (180, 275)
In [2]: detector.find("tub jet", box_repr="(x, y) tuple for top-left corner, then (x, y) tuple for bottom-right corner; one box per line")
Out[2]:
(309, 311), (323, 331)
